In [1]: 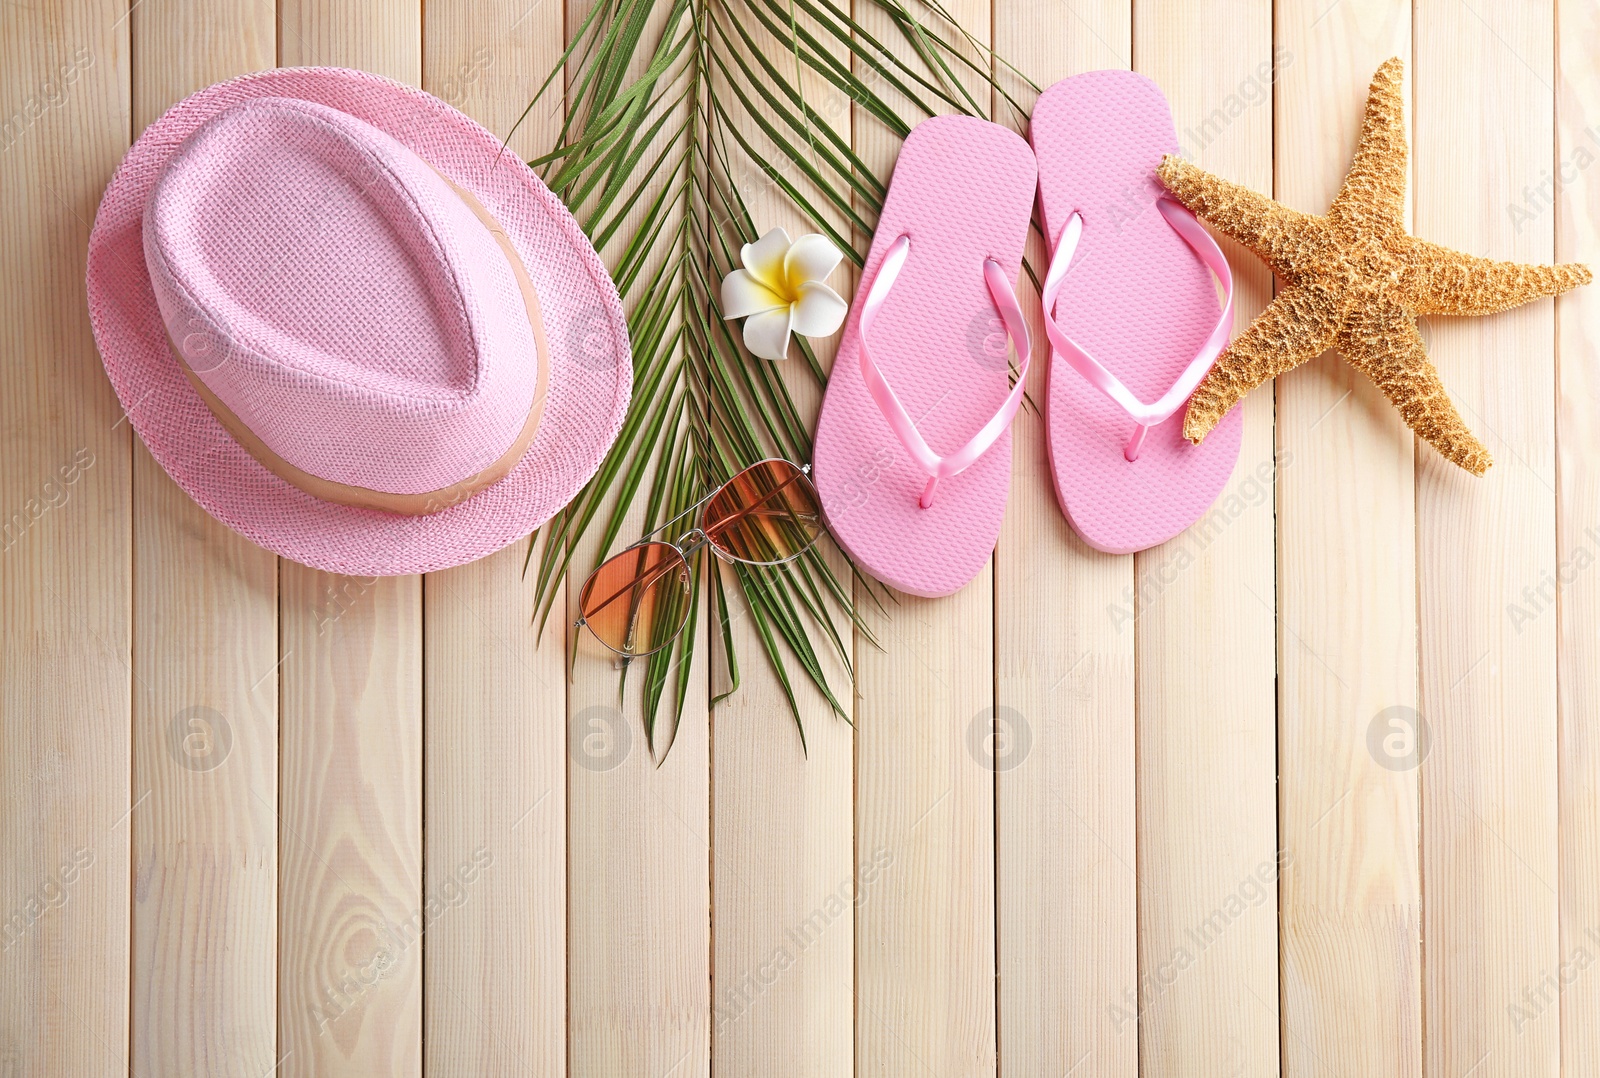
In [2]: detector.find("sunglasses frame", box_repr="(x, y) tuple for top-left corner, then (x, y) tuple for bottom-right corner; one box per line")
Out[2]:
(575, 458), (822, 659)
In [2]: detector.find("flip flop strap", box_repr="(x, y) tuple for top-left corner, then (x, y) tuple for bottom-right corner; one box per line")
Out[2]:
(858, 234), (1031, 509)
(1040, 198), (1234, 461)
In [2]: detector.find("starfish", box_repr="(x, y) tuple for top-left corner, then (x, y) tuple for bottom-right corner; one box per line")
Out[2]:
(1157, 57), (1591, 475)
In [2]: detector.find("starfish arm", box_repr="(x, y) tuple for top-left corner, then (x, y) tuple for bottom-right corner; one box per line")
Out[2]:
(1397, 239), (1593, 316)
(1338, 302), (1491, 475)
(1158, 155), (1329, 279)
(1183, 282), (1345, 443)
(1328, 57), (1409, 231)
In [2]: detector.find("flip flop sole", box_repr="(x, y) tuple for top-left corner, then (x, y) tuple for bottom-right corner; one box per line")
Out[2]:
(814, 115), (1036, 597)
(1033, 70), (1242, 555)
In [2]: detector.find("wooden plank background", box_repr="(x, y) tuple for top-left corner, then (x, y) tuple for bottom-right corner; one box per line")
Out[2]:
(0, 0), (1595, 1075)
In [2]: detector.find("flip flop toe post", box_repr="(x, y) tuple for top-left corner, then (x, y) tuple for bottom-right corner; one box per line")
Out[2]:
(814, 116), (1036, 597)
(1032, 71), (1241, 555)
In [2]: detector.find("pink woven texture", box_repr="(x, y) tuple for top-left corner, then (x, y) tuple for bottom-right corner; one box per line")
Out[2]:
(87, 67), (631, 575)
(1032, 70), (1240, 554)
(144, 97), (540, 493)
(814, 116), (1035, 597)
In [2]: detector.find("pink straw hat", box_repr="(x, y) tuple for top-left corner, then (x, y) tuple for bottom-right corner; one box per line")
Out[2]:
(87, 67), (631, 575)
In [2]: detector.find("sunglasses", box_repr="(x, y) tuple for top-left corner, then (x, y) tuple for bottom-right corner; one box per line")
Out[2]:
(576, 458), (824, 657)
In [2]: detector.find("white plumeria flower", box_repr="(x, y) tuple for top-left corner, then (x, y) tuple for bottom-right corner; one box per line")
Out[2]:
(721, 228), (847, 361)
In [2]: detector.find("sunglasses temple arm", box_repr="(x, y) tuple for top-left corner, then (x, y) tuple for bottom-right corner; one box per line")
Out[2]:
(580, 462), (813, 640)
(621, 557), (652, 655)
(582, 549), (696, 628)
(636, 485), (720, 544)
(696, 467), (810, 536)
(634, 460), (811, 544)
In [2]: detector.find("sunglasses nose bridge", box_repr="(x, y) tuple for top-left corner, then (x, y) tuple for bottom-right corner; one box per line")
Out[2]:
(677, 527), (710, 556)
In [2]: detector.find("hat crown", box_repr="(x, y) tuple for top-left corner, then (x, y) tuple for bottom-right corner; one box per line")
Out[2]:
(143, 96), (541, 497)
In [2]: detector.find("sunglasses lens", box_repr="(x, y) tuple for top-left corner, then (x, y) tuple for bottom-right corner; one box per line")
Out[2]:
(702, 459), (823, 565)
(579, 542), (692, 656)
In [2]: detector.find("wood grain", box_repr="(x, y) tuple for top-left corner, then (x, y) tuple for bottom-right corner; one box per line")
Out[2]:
(1133, 3), (1280, 1075)
(1272, 4), (1422, 1076)
(1557, 1), (1600, 1072)
(1415, 3), (1561, 1076)
(278, 0), (420, 73)
(706, 5), (854, 1077)
(3, 3), (1599, 1075)
(420, 2), (568, 1074)
(563, 1), (711, 1075)
(277, 569), (423, 1078)
(0, 1), (132, 1075)
(275, 6), (425, 1077)
(422, 548), (564, 1077)
(990, 5), (1136, 1078)
(127, 2), (279, 1075)
(850, 2), (997, 1076)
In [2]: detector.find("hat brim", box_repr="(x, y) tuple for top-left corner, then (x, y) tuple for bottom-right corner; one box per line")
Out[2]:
(87, 67), (632, 576)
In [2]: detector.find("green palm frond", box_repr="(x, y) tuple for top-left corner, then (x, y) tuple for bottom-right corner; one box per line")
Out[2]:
(524, 0), (1035, 757)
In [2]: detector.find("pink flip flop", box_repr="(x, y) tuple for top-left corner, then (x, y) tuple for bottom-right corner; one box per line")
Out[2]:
(814, 115), (1035, 597)
(1032, 71), (1238, 554)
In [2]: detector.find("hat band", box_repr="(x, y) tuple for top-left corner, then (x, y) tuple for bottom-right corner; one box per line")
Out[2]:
(167, 178), (550, 517)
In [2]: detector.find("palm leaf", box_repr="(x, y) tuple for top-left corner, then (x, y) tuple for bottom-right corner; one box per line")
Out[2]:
(526, 0), (1033, 757)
